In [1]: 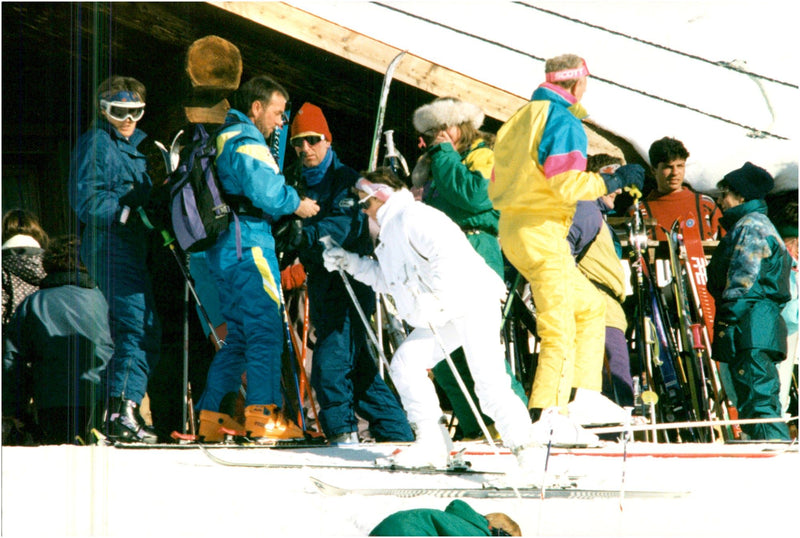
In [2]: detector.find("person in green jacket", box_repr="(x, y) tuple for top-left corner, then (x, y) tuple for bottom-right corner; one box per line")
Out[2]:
(411, 97), (527, 440)
(708, 162), (791, 440)
(370, 500), (521, 536)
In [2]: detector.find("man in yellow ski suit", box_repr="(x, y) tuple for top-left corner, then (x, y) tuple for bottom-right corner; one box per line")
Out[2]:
(490, 54), (643, 440)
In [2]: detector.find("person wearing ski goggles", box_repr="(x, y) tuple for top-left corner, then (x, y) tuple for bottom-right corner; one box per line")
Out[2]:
(98, 90), (145, 139)
(69, 76), (160, 444)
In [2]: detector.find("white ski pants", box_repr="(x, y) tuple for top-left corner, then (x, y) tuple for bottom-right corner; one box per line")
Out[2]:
(389, 292), (533, 448)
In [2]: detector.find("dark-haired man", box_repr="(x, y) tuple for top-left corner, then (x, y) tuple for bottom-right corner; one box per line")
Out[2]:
(630, 136), (722, 241)
(195, 75), (319, 442)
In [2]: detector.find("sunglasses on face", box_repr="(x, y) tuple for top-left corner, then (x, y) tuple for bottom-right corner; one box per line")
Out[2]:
(100, 100), (145, 122)
(290, 135), (325, 148)
(358, 193), (376, 208)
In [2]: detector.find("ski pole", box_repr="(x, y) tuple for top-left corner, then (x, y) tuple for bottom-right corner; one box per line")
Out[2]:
(319, 236), (393, 374)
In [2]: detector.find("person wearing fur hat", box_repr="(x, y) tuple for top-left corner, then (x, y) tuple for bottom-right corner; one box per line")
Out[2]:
(412, 97), (527, 440)
(707, 162), (792, 440)
(278, 103), (413, 444)
(490, 54), (645, 445)
(321, 169), (560, 486)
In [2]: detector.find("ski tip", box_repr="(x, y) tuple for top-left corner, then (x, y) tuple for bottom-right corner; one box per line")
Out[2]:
(310, 476), (347, 497)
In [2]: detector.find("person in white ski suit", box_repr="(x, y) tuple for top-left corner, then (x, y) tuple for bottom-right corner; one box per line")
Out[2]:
(323, 168), (537, 470)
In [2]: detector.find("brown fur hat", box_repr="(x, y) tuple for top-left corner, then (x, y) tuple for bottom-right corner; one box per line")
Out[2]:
(186, 35), (242, 91)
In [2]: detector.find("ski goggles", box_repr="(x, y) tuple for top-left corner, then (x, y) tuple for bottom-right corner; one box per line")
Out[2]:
(290, 135), (325, 148)
(100, 99), (146, 122)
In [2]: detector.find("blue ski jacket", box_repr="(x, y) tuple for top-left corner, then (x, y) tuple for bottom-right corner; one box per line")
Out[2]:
(210, 109), (301, 265)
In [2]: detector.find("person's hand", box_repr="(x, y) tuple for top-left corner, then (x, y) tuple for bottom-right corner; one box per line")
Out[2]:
(322, 246), (359, 274)
(294, 197), (320, 218)
(601, 164), (644, 194)
(416, 292), (450, 327)
(432, 129), (454, 147)
(119, 181), (150, 209)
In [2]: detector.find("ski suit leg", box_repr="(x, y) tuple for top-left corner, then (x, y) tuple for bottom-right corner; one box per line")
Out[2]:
(83, 237), (161, 404)
(199, 246), (284, 410)
(389, 327), (456, 426)
(456, 294), (533, 448)
(309, 279), (413, 441)
(603, 326), (635, 407)
(499, 214), (604, 412)
(730, 347), (790, 440)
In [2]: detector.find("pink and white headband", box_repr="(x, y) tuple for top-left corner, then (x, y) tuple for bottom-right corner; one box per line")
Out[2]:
(355, 178), (395, 202)
(545, 60), (590, 83)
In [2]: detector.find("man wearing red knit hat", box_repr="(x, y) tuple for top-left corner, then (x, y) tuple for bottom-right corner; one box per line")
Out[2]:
(276, 103), (413, 445)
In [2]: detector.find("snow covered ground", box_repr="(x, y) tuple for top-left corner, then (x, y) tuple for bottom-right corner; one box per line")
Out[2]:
(1, 440), (797, 537)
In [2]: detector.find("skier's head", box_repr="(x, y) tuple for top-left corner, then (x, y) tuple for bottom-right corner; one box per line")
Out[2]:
(484, 512), (522, 536)
(587, 153), (625, 210)
(290, 103), (332, 168)
(716, 161), (774, 210)
(96, 76), (146, 139)
(43, 234), (86, 274)
(353, 167), (406, 219)
(2, 208), (49, 249)
(413, 97), (487, 152)
(544, 54), (589, 101)
(648, 137), (690, 195)
(231, 75), (289, 139)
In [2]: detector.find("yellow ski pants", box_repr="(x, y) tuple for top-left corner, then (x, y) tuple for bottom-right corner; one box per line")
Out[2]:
(499, 213), (605, 411)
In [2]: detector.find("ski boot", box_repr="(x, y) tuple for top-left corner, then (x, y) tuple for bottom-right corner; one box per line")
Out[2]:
(243, 404), (305, 442)
(530, 407), (600, 447)
(198, 410), (244, 443)
(328, 431), (360, 446)
(377, 417), (453, 469)
(106, 397), (158, 444)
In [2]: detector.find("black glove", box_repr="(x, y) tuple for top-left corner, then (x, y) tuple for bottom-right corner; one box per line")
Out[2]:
(601, 164), (644, 194)
(119, 181), (151, 210)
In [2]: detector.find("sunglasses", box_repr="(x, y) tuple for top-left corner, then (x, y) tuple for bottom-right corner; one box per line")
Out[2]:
(290, 135), (325, 148)
(100, 100), (145, 122)
(358, 193), (376, 208)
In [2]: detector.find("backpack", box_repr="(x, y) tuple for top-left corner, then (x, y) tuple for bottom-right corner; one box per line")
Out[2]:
(168, 123), (235, 253)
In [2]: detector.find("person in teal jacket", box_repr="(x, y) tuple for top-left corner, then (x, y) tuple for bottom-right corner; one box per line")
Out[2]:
(411, 97), (526, 440)
(195, 75), (319, 441)
(708, 162), (791, 440)
(370, 500), (521, 536)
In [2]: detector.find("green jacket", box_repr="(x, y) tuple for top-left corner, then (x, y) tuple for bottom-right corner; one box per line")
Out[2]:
(424, 139), (503, 277)
(370, 500), (494, 536)
(708, 199), (791, 358)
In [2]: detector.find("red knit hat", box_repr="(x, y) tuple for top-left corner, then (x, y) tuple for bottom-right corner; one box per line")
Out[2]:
(290, 103), (332, 142)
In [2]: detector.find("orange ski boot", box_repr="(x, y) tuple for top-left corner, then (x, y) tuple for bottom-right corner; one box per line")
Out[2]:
(198, 410), (243, 443)
(244, 404), (305, 442)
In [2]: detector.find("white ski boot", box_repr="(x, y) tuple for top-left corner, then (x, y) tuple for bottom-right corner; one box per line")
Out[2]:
(568, 388), (630, 426)
(530, 407), (600, 447)
(377, 417), (453, 469)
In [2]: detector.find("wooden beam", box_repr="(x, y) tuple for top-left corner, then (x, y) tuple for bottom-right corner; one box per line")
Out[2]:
(208, 1), (527, 122)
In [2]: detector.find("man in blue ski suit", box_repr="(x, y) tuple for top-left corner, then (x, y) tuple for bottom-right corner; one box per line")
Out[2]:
(280, 103), (413, 444)
(195, 75), (320, 441)
(69, 75), (160, 443)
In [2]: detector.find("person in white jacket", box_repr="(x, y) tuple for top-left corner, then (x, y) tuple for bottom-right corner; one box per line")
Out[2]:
(322, 168), (544, 474)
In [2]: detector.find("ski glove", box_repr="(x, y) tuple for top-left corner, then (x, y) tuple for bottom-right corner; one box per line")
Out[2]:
(119, 180), (151, 209)
(416, 292), (450, 328)
(322, 246), (360, 274)
(601, 164), (645, 194)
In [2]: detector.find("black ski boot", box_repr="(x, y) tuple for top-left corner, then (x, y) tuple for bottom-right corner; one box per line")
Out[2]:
(105, 397), (158, 444)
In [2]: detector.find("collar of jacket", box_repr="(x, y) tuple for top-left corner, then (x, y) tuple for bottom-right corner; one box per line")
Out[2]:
(531, 82), (589, 121)
(225, 108), (255, 128)
(95, 118), (147, 147)
(720, 198), (767, 231)
(40, 271), (97, 290)
(301, 147), (335, 187)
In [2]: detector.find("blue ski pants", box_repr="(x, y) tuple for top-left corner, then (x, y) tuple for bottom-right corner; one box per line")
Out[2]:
(197, 246), (285, 411)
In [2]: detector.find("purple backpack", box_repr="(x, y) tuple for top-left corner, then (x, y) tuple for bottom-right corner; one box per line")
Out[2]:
(169, 124), (234, 253)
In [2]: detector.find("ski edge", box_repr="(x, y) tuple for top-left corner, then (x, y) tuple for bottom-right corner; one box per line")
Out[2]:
(310, 477), (691, 500)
